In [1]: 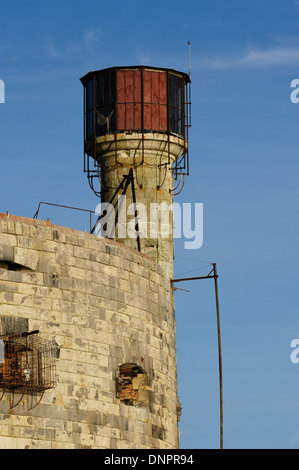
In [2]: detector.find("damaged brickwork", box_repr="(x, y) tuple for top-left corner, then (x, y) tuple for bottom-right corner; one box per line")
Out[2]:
(117, 364), (149, 406)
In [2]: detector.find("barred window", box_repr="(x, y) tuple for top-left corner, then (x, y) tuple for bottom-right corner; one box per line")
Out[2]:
(168, 73), (184, 137)
(85, 78), (94, 139)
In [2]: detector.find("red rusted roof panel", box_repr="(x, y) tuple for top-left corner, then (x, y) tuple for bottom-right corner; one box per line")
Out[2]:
(115, 68), (168, 132)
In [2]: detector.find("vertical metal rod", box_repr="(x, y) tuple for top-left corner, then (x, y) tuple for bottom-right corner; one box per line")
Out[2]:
(172, 266), (223, 448)
(115, 70), (118, 168)
(83, 83), (86, 173)
(188, 40), (191, 79)
(212, 263), (223, 450)
(166, 70), (171, 168)
(130, 169), (141, 252)
(141, 68), (145, 169)
(114, 172), (131, 229)
(93, 74), (97, 169)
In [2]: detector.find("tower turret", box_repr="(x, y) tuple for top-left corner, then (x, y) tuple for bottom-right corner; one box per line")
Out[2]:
(80, 66), (191, 277)
(0, 63), (192, 450)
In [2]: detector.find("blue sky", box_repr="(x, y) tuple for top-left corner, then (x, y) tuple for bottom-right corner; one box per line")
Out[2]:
(1, 0), (299, 449)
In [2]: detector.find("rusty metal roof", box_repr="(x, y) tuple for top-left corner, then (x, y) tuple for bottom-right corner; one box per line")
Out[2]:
(80, 65), (191, 85)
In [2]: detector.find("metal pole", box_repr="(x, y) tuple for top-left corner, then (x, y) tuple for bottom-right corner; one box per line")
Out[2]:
(130, 169), (141, 252)
(188, 40), (191, 79)
(212, 263), (223, 449)
(171, 263), (224, 449)
(171, 274), (215, 283)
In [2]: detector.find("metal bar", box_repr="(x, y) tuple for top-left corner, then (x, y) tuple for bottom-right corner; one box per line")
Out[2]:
(10, 385), (26, 409)
(33, 201), (95, 220)
(186, 79), (190, 176)
(167, 70), (171, 167)
(33, 202), (42, 219)
(124, 70), (127, 130)
(114, 172), (133, 228)
(94, 73), (96, 164)
(129, 169), (141, 252)
(212, 263), (223, 450)
(141, 67), (145, 169)
(27, 390), (45, 411)
(171, 274), (217, 283)
(182, 77), (186, 173)
(173, 174), (185, 196)
(20, 330), (39, 338)
(189, 81), (192, 128)
(0, 386), (6, 402)
(90, 173), (130, 234)
(171, 264), (223, 450)
(115, 70), (118, 167)
(188, 40), (191, 79)
(83, 80), (86, 173)
(170, 173), (182, 193)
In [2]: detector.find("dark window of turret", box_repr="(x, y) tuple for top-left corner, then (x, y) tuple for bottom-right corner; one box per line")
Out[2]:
(86, 78), (94, 139)
(168, 73), (184, 137)
(85, 71), (117, 138)
(96, 71), (116, 136)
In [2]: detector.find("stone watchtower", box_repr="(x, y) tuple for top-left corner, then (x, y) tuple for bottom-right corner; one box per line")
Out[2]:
(80, 66), (191, 278)
(0, 65), (191, 449)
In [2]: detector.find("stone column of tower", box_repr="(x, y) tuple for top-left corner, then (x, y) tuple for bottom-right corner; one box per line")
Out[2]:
(81, 66), (190, 279)
(96, 132), (185, 278)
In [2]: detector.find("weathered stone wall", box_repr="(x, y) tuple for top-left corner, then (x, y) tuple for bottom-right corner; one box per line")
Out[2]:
(0, 213), (179, 449)
(95, 132), (187, 279)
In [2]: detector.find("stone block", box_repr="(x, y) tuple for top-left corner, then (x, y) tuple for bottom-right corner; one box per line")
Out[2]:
(14, 247), (38, 271)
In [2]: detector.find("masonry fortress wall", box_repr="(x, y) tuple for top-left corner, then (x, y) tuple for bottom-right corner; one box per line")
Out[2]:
(0, 213), (179, 449)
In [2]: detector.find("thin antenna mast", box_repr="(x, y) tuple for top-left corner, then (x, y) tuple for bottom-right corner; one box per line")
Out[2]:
(188, 40), (191, 78)
(187, 40), (192, 129)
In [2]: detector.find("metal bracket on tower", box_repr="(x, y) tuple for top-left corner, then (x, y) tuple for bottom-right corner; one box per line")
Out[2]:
(91, 168), (141, 253)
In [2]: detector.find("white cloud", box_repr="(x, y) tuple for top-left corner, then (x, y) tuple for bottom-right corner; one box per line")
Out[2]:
(84, 30), (97, 47)
(135, 45), (152, 65)
(199, 46), (299, 69)
(44, 29), (100, 60)
(46, 38), (62, 58)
